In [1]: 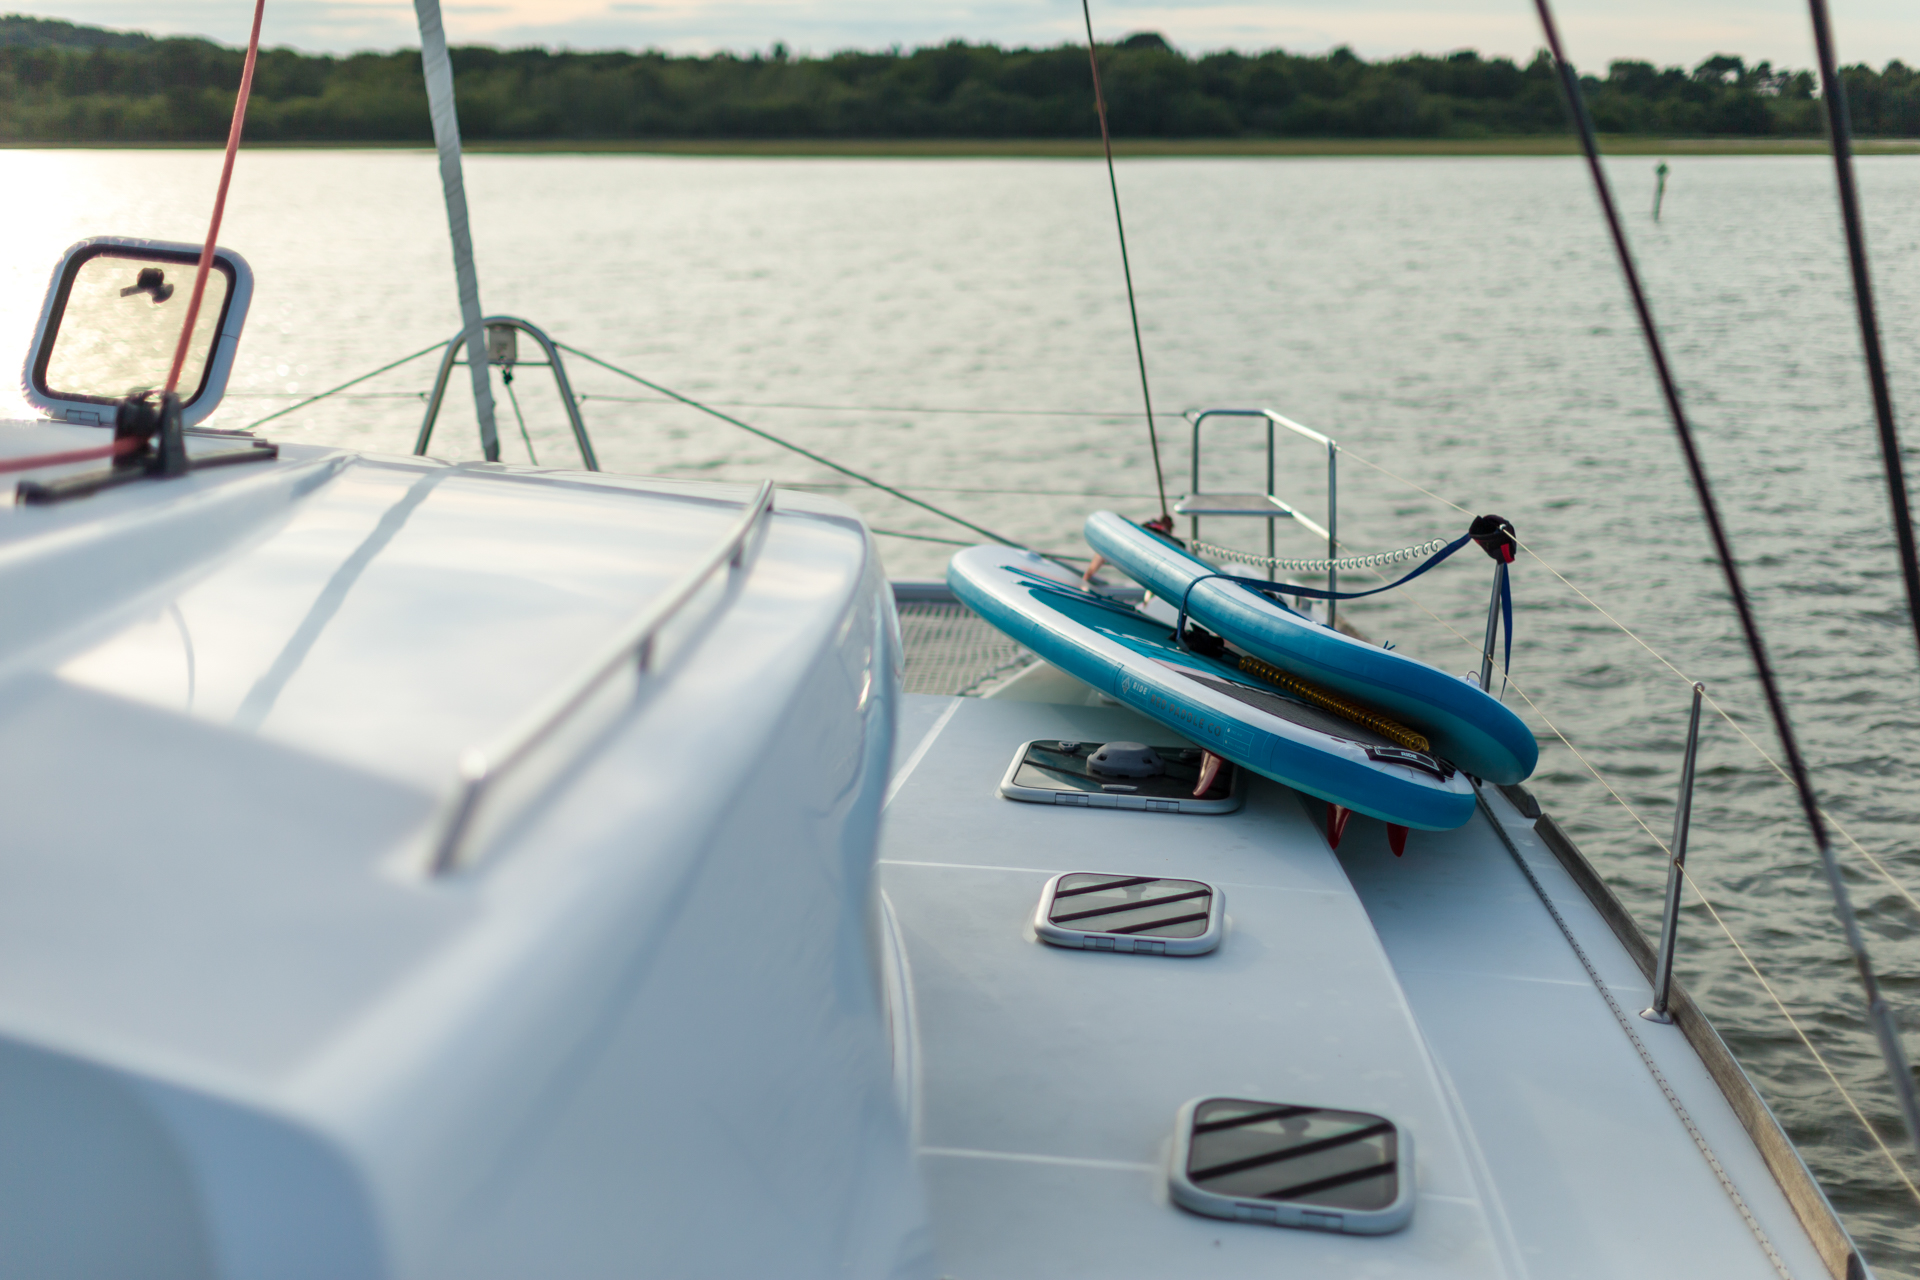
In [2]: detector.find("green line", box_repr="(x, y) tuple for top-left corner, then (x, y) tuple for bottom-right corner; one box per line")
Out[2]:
(241, 341), (447, 431)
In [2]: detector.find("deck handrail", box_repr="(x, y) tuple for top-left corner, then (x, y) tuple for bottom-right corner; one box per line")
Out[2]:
(427, 479), (777, 874)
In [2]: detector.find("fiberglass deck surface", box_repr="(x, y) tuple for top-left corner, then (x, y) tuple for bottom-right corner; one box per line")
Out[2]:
(879, 693), (1830, 1280)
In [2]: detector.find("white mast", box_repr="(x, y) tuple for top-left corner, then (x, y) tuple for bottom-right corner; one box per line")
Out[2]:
(413, 0), (499, 460)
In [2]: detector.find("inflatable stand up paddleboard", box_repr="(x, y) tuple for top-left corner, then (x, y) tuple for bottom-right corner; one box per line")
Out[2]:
(948, 545), (1477, 831)
(1083, 511), (1538, 785)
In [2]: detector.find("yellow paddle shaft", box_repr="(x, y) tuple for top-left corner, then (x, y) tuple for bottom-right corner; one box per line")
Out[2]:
(1236, 654), (1432, 754)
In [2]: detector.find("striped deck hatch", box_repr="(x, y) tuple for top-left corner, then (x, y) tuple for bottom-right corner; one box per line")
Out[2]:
(1186, 1099), (1399, 1211)
(1047, 874), (1213, 939)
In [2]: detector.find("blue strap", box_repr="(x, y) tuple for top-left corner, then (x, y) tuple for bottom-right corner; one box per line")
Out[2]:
(1500, 559), (1514, 679)
(1174, 531), (1476, 654)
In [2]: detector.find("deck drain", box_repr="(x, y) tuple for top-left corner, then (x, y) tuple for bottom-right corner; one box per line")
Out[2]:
(1033, 872), (1223, 955)
(1169, 1097), (1414, 1234)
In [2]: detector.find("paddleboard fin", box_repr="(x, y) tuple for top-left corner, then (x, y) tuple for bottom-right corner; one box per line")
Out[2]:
(1326, 803), (1353, 850)
(1388, 824), (1409, 857)
(1193, 751), (1223, 798)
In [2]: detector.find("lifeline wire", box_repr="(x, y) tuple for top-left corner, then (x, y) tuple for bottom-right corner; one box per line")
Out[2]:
(164, 0), (266, 396)
(1807, 0), (1920, 695)
(1080, 0), (1169, 522)
(1533, 0), (1920, 1156)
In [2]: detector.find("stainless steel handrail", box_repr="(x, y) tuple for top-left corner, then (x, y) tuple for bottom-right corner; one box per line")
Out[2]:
(1183, 408), (1339, 628)
(427, 479), (777, 874)
(416, 315), (599, 470)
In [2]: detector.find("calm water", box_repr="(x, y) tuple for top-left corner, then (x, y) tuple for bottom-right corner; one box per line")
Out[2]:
(4, 148), (1920, 1270)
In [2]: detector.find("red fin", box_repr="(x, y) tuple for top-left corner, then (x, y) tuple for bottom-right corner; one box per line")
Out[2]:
(1193, 751), (1224, 799)
(1326, 803), (1353, 850)
(1388, 824), (1409, 857)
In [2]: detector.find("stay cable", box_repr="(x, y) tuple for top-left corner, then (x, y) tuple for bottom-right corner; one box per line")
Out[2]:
(1806, 0), (1920, 704)
(1532, 0), (1920, 1158)
(1080, 2), (1169, 522)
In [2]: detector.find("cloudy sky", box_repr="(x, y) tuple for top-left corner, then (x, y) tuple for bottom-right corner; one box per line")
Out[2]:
(23, 0), (1919, 69)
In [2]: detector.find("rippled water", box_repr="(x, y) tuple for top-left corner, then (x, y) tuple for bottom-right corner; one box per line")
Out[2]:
(4, 147), (1919, 1271)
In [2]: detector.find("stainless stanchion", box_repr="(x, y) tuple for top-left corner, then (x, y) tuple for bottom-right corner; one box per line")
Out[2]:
(1642, 681), (1706, 1024)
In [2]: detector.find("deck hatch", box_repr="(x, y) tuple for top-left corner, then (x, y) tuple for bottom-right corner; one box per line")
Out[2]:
(1169, 1097), (1414, 1234)
(1033, 872), (1223, 955)
(998, 739), (1242, 814)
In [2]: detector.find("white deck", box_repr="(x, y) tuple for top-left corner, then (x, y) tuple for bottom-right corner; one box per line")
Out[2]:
(879, 692), (1836, 1280)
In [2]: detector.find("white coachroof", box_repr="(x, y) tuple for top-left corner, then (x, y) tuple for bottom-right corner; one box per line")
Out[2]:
(0, 422), (926, 1278)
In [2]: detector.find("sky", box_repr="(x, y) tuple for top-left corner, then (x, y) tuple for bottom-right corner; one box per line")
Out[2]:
(19, 0), (1920, 70)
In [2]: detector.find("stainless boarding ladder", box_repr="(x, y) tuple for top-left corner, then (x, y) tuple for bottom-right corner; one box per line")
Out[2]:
(1177, 408), (1339, 630)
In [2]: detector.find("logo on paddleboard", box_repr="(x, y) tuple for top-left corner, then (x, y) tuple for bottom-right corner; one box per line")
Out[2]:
(1120, 676), (1229, 745)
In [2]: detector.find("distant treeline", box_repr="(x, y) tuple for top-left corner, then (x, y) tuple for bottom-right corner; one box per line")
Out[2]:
(1, 15), (1917, 142)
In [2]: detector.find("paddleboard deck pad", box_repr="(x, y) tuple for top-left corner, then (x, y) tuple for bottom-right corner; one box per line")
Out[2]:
(1083, 510), (1538, 786)
(948, 546), (1477, 831)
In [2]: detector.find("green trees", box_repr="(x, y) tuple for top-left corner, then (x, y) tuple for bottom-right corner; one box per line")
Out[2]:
(0, 17), (1914, 143)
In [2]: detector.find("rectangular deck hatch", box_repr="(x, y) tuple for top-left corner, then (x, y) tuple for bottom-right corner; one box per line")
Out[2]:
(998, 740), (1242, 814)
(1169, 1097), (1414, 1235)
(1033, 872), (1223, 956)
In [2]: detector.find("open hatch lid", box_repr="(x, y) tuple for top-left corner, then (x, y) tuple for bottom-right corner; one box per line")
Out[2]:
(23, 236), (252, 429)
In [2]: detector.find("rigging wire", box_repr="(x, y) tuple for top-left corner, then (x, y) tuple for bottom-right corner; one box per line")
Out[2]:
(242, 342), (449, 431)
(872, 528), (1089, 562)
(1534, 0), (1920, 1157)
(164, 0), (266, 397)
(501, 369), (537, 464)
(554, 343), (1039, 554)
(1080, 0), (1169, 522)
(1807, 0), (1920, 696)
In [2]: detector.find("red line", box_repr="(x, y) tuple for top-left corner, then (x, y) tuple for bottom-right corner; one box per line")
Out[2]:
(0, 437), (141, 476)
(164, 0), (268, 397)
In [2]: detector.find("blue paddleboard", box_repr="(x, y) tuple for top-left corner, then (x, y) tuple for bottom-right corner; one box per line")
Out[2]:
(1082, 511), (1538, 786)
(948, 545), (1477, 831)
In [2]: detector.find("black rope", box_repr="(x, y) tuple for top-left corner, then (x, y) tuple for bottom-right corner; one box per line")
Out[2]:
(1809, 0), (1920, 690)
(1533, 0), (1920, 1154)
(500, 368), (537, 464)
(1080, 0), (1170, 522)
(554, 343), (1039, 554)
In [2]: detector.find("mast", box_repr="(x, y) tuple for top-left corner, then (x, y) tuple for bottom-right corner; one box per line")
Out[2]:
(413, 0), (500, 461)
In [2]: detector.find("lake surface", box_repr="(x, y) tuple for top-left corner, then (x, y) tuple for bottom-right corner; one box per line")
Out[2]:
(4, 147), (1920, 1271)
